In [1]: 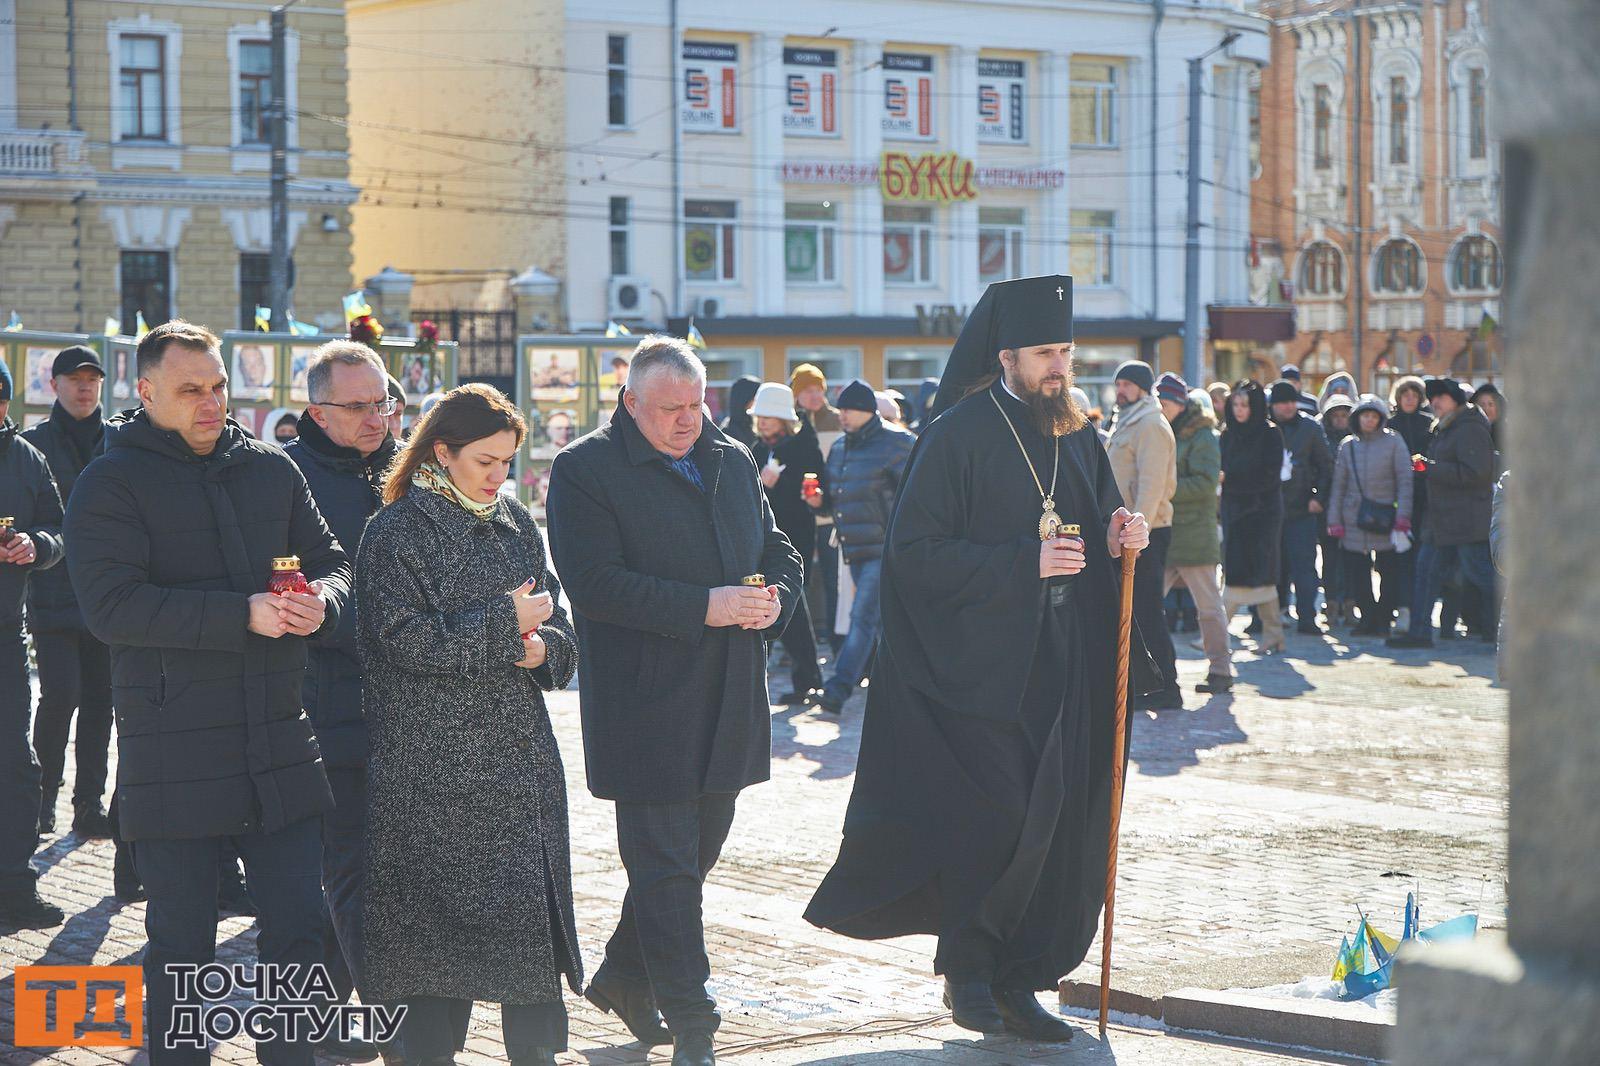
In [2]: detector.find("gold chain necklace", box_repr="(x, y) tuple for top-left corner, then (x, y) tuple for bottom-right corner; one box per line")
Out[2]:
(989, 389), (1064, 540)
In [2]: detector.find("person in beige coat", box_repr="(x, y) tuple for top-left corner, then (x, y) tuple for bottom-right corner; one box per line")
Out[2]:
(1107, 361), (1180, 708)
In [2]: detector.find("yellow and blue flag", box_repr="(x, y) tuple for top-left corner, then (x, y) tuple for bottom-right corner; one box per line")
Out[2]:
(135, 312), (150, 339)
(343, 291), (373, 325)
(255, 306), (272, 332)
(286, 311), (318, 338)
(3, 312), (22, 332)
(103, 317), (121, 336)
(605, 320), (632, 339)
(686, 321), (707, 350)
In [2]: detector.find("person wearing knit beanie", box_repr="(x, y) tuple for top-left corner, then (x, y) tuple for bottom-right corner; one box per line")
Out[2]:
(1268, 380), (1301, 407)
(1113, 360), (1155, 395)
(790, 363), (827, 396)
(1155, 372), (1189, 409)
(836, 379), (878, 414)
(1424, 377), (1467, 408)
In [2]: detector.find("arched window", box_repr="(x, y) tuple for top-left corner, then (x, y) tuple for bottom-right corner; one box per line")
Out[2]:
(1450, 235), (1502, 292)
(1298, 241), (1345, 296)
(1373, 238), (1424, 294)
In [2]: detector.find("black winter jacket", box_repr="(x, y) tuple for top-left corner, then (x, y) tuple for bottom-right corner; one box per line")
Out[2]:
(284, 416), (397, 769)
(824, 415), (916, 564)
(0, 420), (65, 628)
(22, 404), (104, 631)
(65, 411), (351, 840)
(751, 427), (827, 564)
(1276, 413), (1333, 520)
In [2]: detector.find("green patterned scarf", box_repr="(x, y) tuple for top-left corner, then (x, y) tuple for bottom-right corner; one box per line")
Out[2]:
(414, 461), (498, 519)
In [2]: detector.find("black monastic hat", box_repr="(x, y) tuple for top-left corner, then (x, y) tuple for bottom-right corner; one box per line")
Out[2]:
(929, 274), (1073, 421)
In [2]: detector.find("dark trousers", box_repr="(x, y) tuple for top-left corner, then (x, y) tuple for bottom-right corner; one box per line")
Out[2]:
(777, 589), (823, 692)
(1133, 527), (1177, 692)
(602, 793), (738, 1036)
(0, 630), (40, 895)
(811, 532), (840, 651)
(1319, 532), (1347, 606)
(135, 816), (324, 1066)
(31, 627), (114, 810)
(399, 995), (567, 1061)
(1344, 549), (1404, 627)
(1409, 540), (1497, 639)
(320, 767), (366, 1004)
(1392, 544), (1416, 611)
(1279, 516), (1321, 620)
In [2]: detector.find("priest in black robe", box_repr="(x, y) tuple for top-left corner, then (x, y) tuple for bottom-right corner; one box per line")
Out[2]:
(804, 274), (1160, 1042)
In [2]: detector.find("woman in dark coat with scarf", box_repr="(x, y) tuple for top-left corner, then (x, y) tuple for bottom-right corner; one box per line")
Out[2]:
(355, 384), (580, 1066)
(1220, 380), (1286, 652)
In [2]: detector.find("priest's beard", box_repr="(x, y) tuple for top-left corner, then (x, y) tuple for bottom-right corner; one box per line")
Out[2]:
(1003, 369), (1084, 438)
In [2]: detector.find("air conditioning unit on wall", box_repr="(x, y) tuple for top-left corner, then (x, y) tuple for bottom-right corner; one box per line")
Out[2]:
(694, 296), (723, 319)
(607, 276), (651, 319)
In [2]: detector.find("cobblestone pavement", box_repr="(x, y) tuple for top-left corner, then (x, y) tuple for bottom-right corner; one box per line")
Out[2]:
(2, 622), (1506, 1064)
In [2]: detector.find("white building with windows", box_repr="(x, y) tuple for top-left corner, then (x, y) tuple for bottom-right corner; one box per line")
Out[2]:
(566, 0), (1269, 414)
(0, 0), (357, 336)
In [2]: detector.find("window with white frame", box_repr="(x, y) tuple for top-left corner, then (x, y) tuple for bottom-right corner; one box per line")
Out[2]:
(1313, 84), (1333, 169)
(784, 201), (838, 284)
(1248, 69), (1262, 181)
(883, 205), (934, 286)
(884, 346), (944, 394)
(683, 199), (737, 282)
(117, 34), (167, 140)
(1298, 240), (1344, 296)
(1069, 59), (1118, 148)
(237, 40), (270, 145)
(1372, 238), (1424, 294)
(121, 250), (171, 326)
(977, 207), (1024, 285)
(1467, 66), (1486, 160)
(700, 347), (762, 421)
(1449, 235), (1501, 292)
(1388, 75), (1409, 165)
(1069, 209), (1115, 287)
(607, 34), (628, 127)
(609, 196), (630, 276)
(786, 348), (862, 398)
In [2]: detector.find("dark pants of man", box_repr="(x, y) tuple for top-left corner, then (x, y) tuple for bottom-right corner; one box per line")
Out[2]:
(777, 589), (824, 692)
(1132, 527), (1177, 693)
(1279, 516), (1322, 621)
(1319, 532), (1347, 607)
(598, 794), (738, 1037)
(31, 627), (114, 812)
(1408, 541), (1497, 640)
(811, 534), (840, 652)
(320, 767), (365, 1006)
(0, 631), (41, 897)
(134, 815), (324, 1065)
(399, 996), (566, 1062)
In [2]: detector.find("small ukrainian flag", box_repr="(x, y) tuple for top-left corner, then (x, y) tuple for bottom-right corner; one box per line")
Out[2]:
(605, 320), (632, 339)
(255, 306), (272, 332)
(135, 312), (151, 338)
(3, 312), (22, 332)
(685, 321), (707, 350)
(343, 291), (373, 324)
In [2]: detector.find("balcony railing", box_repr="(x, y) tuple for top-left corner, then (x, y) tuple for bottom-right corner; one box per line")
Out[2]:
(0, 130), (89, 174)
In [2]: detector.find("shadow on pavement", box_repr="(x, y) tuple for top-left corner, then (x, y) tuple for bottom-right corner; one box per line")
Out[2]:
(1130, 694), (1248, 778)
(770, 703), (859, 782)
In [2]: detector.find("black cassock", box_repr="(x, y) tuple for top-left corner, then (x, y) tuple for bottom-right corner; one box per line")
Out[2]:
(805, 379), (1158, 991)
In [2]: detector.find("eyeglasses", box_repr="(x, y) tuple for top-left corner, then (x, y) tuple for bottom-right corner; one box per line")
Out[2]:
(317, 398), (399, 417)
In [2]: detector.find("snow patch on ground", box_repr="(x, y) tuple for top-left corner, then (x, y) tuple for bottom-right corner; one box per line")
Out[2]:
(1238, 976), (1397, 1020)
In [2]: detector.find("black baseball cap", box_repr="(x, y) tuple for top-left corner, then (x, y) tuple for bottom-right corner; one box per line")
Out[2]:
(52, 346), (105, 378)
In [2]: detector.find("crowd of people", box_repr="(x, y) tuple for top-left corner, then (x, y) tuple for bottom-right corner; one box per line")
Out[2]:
(0, 297), (1506, 1066)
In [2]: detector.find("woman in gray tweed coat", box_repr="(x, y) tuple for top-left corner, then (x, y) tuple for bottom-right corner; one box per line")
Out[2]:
(355, 384), (580, 1066)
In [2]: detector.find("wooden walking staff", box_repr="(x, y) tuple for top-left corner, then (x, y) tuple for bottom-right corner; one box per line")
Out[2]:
(1099, 543), (1138, 1037)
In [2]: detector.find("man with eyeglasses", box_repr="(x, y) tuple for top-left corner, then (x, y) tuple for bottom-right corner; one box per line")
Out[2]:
(282, 340), (401, 1063)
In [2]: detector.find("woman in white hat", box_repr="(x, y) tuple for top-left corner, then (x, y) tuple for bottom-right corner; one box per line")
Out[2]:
(749, 382), (827, 703)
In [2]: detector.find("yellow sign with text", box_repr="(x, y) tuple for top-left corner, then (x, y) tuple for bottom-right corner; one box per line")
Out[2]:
(879, 150), (978, 203)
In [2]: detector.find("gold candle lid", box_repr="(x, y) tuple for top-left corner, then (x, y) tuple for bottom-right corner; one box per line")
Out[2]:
(0, 517), (13, 529)
(1060, 524), (1081, 536)
(741, 573), (766, 587)
(272, 555), (301, 571)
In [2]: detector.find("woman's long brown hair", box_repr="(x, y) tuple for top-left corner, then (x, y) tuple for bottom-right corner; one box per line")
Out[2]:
(381, 382), (527, 505)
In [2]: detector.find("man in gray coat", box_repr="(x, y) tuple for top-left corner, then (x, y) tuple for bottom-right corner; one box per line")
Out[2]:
(546, 336), (802, 1066)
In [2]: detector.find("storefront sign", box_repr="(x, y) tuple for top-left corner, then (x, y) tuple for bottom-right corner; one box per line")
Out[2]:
(780, 158), (1065, 193)
(882, 52), (935, 141)
(880, 150), (977, 203)
(975, 165), (1064, 189)
(783, 47), (838, 137)
(682, 41), (738, 133)
(976, 58), (1026, 144)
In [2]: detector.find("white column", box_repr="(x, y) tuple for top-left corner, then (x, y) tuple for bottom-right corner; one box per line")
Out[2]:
(852, 37), (885, 316)
(949, 46), (980, 308)
(752, 32), (786, 316)
(1039, 51), (1072, 276)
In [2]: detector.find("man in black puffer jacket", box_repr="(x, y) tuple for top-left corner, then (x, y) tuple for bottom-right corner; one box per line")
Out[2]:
(283, 340), (399, 1061)
(65, 320), (350, 1066)
(22, 346), (113, 841)
(813, 380), (915, 714)
(0, 358), (67, 931)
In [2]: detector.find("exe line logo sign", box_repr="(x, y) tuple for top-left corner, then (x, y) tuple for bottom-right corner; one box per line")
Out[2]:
(14, 965), (143, 1047)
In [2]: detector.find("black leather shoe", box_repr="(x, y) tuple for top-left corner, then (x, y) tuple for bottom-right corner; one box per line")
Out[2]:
(585, 969), (672, 1046)
(992, 988), (1076, 1042)
(72, 802), (115, 839)
(314, 1034), (381, 1062)
(777, 688), (820, 705)
(942, 978), (1005, 1034)
(38, 788), (58, 836)
(670, 1030), (715, 1066)
(113, 841), (145, 902)
(1195, 673), (1233, 694)
(0, 887), (65, 930)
